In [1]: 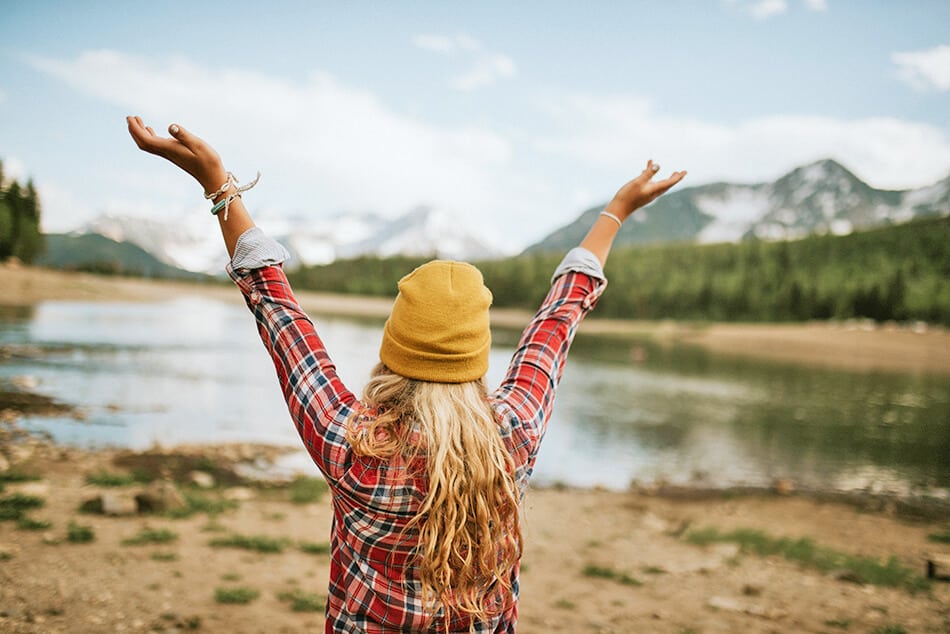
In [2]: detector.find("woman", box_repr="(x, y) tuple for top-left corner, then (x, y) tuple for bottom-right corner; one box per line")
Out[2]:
(127, 116), (685, 633)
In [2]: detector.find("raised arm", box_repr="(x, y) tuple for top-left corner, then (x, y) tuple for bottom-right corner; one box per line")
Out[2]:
(494, 161), (685, 467)
(126, 116), (252, 257)
(581, 160), (687, 266)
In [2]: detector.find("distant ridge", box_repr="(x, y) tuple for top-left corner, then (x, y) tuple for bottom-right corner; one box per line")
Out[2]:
(525, 159), (950, 253)
(37, 233), (207, 279)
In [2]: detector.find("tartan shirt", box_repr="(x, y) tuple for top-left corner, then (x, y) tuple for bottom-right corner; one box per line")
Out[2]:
(227, 228), (606, 633)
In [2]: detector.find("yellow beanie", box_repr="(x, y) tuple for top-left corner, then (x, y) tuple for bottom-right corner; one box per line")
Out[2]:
(379, 260), (492, 383)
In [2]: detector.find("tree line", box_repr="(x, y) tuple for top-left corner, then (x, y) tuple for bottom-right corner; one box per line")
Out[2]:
(288, 215), (950, 325)
(0, 161), (44, 263)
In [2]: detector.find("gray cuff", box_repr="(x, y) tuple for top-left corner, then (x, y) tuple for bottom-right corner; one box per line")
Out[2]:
(229, 227), (290, 270)
(551, 247), (606, 283)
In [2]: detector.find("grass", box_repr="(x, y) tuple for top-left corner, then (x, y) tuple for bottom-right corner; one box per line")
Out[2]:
(581, 564), (643, 587)
(0, 471), (41, 483)
(642, 565), (667, 575)
(684, 526), (929, 593)
(67, 520), (95, 543)
(214, 586), (260, 605)
(150, 551), (178, 562)
(289, 476), (329, 504)
(16, 516), (52, 531)
(277, 588), (325, 612)
(298, 541), (331, 555)
(871, 626), (907, 634)
(166, 492), (238, 519)
(209, 533), (290, 553)
(0, 494), (45, 520)
(221, 573), (242, 581)
(122, 527), (179, 546)
(85, 470), (150, 487)
(927, 530), (950, 544)
(824, 618), (852, 629)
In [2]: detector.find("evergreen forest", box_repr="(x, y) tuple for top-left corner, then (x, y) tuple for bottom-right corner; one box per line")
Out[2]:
(288, 215), (950, 325)
(0, 161), (44, 263)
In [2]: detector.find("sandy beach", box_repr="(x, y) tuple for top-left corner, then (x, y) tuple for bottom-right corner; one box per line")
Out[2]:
(0, 438), (947, 634)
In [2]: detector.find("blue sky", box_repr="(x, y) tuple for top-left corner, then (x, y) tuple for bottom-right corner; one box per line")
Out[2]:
(1, 0), (948, 249)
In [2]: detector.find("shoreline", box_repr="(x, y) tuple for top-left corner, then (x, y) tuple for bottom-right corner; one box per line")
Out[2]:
(3, 263), (950, 374)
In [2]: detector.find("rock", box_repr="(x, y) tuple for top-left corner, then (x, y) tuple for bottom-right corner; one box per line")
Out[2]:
(13, 482), (49, 498)
(831, 569), (864, 584)
(640, 512), (668, 533)
(0, 454), (8, 472)
(708, 595), (744, 612)
(223, 486), (255, 502)
(189, 471), (215, 489)
(136, 481), (186, 513)
(772, 478), (795, 495)
(101, 492), (138, 516)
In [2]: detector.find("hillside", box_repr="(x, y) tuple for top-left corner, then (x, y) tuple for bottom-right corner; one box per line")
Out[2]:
(37, 233), (208, 280)
(526, 159), (950, 253)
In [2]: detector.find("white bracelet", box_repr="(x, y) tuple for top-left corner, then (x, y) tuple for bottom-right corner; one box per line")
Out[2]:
(599, 210), (623, 227)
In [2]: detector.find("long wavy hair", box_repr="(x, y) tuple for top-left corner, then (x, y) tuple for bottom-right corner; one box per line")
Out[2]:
(346, 363), (522, 624)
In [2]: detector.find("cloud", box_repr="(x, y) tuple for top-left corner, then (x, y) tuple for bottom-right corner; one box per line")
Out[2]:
(893, 44), (950, 92)
(536, 94), (950, 190)
(724, 0), (788, 20)
(804, 0), (828, 11)
(28, 50), (526, 238)
(413, 33), (517, 91)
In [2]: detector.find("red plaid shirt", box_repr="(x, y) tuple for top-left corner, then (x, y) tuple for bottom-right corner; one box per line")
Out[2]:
(228, 257), (605, 633)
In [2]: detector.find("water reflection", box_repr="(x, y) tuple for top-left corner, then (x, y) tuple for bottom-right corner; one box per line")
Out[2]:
(1, 299), (947, 493)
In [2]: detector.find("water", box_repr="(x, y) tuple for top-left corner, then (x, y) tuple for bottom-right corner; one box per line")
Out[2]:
(1, 300), (948, 494)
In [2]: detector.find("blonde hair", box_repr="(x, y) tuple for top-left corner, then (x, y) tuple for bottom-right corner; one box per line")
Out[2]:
(347, 363), (522, 625)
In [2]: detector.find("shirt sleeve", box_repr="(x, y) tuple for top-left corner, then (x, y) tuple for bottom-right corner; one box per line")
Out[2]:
(227, 229), (355, 484)
(229, 226), (291, 270)
(491, 248), (607, 467)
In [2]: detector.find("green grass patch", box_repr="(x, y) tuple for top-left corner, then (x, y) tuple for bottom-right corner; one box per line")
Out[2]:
(209, 533), (290, 553)
(67, 521), (95, 543)
(824, 618), (851, 629)
(16, 516), (52, 531)
(685, 526), (929, 593)
(166, 492), (238, 519)
(277, 588), (325, 612)
(122, 527), (178, 546)
(0, 551), (13, 561)
(85, 470), (149, 487)
(220, 573), (242, 581)
(289, 476), (329, 504)
(0, 493), (45, 520)
(150, 551), (178, 562)
(0, 471), (41, 483)
(298, 541), (331, 555)
(926, 530), (950, 544)
(581, 564), (643, 586)
(871, 626), (907, 634)
(214, 586), (260, 604)
(642, 565), (667, 575)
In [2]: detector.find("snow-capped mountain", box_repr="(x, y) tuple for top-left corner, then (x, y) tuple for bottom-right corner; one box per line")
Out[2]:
(79, 206), (503, 274)
(527, 159), (950, 253)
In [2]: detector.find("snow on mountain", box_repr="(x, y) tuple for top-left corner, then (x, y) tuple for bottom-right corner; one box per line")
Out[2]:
(79, 206), (503, 274)
(527, 158), (950, 254)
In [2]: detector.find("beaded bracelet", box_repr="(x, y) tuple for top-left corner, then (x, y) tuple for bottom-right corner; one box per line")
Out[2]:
(207, 172), (261, 221)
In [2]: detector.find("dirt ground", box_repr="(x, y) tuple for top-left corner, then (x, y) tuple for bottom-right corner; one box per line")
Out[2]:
(3, 262), (949, 375)
(0, 441), (947, 633)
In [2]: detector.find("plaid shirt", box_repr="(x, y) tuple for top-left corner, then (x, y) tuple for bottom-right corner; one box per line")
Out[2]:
(228, 235), (605, 633)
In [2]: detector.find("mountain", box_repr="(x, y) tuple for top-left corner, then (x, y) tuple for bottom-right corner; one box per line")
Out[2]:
(37, 233), (207, 279)
(76, 206), (502, 274)
(526, 159), (950, 253)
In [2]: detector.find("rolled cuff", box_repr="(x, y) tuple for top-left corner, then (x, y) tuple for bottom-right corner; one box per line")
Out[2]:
(229, 226), (290, 272)
(551, 247), (606, 284)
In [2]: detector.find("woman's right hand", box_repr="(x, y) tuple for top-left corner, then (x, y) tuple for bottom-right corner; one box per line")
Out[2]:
(606, 160), (687, 221)
(126, 116), (229, 198)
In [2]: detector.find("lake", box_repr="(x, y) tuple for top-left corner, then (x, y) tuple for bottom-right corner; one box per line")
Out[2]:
(1, 299), (947, 494)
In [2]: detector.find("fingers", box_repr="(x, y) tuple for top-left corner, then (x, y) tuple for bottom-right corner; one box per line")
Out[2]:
(168, 123), (204, 154)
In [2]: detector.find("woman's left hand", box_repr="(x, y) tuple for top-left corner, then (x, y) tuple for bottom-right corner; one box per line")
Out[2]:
(126, 116), (228, 197)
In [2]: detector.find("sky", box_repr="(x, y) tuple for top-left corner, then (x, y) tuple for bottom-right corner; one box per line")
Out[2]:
(1, 0), (948, 251)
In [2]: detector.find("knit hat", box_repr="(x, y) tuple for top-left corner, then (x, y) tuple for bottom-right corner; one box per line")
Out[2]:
(379, 260), (492, 383)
